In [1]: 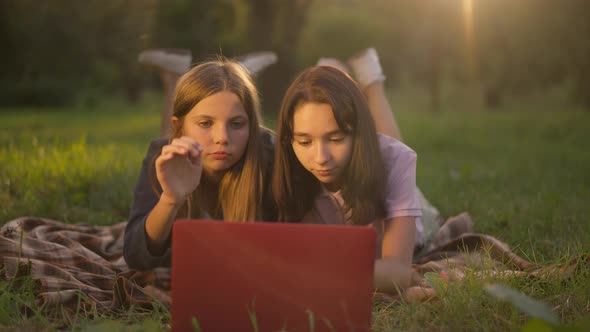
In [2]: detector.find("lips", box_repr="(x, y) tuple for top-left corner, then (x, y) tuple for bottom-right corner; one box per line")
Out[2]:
(210, 151), (230, 160)
(316, 168), (333, 176)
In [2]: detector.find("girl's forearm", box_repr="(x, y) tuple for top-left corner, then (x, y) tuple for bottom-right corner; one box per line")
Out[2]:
(376, 216), (416, 293)
(144, 194), (183, 256)
(373, 256), (413, 294)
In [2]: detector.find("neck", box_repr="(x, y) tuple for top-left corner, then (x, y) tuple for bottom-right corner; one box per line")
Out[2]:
(203, 169), (226, 184)
(197, 176), (221, 218)
(324, 181), (342, 193)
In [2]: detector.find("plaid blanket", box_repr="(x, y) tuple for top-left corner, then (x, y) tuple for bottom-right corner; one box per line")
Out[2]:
(384, 213), (588, 303)
(0, 217), (171, 313)
(0, 216), (586, 314)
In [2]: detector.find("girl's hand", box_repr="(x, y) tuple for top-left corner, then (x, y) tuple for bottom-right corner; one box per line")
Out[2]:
(155, 136), (203, 204)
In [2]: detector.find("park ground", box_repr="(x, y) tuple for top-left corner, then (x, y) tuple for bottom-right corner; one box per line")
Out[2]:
(0, 92), (589, 331)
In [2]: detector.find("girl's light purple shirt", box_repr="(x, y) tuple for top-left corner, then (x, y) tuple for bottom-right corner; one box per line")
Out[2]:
(302, 134), (424, 257)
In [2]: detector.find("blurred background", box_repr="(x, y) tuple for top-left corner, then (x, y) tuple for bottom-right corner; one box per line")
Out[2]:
(1, 5), (589, 329)
(1, 0), (589, 113)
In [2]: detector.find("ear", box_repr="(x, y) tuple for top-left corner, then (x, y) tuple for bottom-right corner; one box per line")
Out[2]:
(171, 116), (180, 132)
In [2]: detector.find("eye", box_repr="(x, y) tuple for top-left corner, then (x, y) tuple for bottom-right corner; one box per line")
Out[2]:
(329, 136), (345, 143)
(230, 120), (246, 129)
(198, 121), (212, 128)
(296, 140), (311, 147)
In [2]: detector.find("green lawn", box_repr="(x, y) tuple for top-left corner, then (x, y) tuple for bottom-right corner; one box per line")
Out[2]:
(0, 94), (588, 331)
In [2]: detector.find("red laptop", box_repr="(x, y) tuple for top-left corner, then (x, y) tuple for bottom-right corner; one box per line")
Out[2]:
(171, 219), (376, 332)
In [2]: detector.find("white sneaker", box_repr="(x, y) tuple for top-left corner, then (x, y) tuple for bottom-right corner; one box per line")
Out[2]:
(316, 57), (350, 74)
(236, 51), (278, 76)
(347, 47), (386, 89)
(138, 48), (192, 75)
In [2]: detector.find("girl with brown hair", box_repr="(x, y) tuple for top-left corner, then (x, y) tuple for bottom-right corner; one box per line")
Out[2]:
(272, 64), (423, 293)
(124, 58), (275, 270)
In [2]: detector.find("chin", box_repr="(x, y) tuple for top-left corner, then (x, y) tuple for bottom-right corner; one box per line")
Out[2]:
(204, 163), (234, 176)
(318, 178), (336, 185)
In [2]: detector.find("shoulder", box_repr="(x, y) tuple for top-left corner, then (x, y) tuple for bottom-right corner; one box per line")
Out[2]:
(142, 138), (168, 160)
(377, 133), (417, 166)
(148, 138), (168, 152)
(138, 138), (168, 170)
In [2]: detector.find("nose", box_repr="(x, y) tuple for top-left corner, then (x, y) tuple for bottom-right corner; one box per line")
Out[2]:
(213, 124), (229, 145)
(314, 141), (330, 165)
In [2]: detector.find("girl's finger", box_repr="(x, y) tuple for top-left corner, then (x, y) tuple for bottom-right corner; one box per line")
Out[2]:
(189, 147), (201, 159)
(170, 138), (193, 150)
(403, 286), (437, 303)
(177, 136), (202, 155)
(158, 152), (175, 162)
(178, 135), (200, 146)
(155, 153), (175, 169)
(161, 144), (188, 156)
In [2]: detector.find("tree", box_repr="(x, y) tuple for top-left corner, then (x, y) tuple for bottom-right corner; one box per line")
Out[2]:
(245, 0), (314, 113)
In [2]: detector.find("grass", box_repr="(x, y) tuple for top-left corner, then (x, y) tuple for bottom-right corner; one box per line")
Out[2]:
(0, 92), (589, 331)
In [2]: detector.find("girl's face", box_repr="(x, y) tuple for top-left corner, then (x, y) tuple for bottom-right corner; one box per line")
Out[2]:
(291, 102), (353, 192)
(174, 91), (250, 177)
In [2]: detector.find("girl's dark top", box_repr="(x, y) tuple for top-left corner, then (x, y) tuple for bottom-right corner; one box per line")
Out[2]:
(124, 129), (276, 270)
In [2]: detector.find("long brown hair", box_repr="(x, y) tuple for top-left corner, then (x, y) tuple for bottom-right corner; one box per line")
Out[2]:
(150, 58), (266, 222)
(272, 66), (386, 225)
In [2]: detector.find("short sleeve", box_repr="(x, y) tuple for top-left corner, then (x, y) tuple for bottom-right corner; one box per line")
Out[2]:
(378, 134), (424, 246)
(379, 134), (423, 219)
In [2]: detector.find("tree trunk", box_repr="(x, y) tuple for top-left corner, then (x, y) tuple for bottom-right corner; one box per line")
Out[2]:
(247, 0), (312, 114)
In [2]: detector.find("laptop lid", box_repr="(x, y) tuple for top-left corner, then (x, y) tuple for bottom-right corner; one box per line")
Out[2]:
(171, 219), (376, 332)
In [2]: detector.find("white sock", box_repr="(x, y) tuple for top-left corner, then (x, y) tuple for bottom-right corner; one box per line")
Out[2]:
(236, 51), (278, 77)
(138, 49), (192, 75)
(347, 47), (386, 90)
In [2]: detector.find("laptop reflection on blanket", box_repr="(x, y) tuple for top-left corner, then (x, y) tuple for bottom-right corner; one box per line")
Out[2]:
(171, 219), (376, 332)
